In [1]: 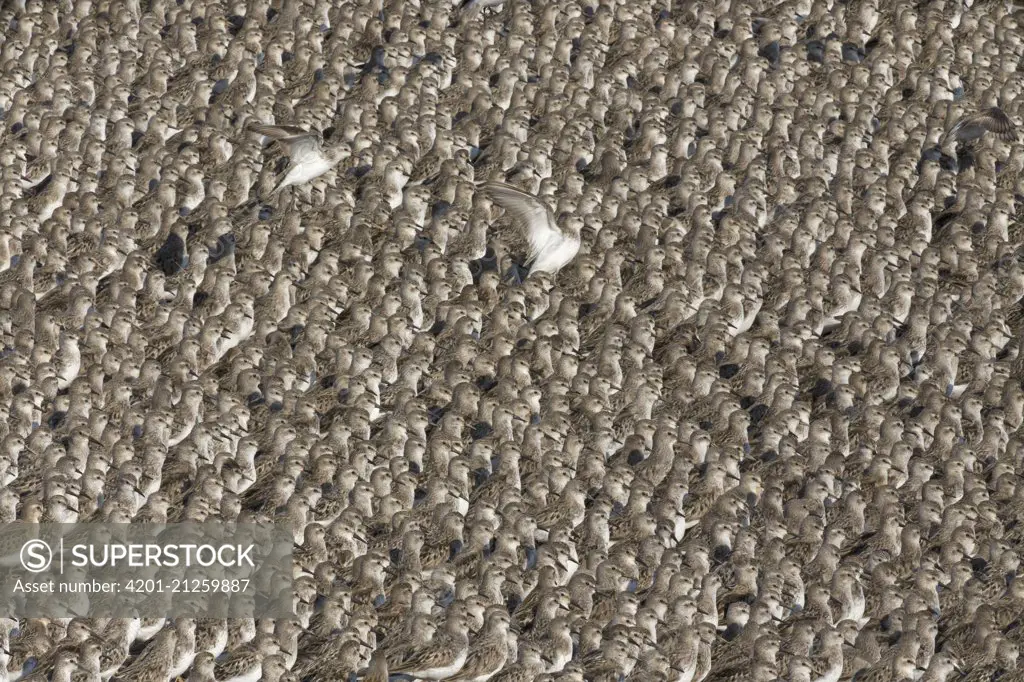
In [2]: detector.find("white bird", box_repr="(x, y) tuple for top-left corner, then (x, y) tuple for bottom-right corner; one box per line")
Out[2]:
(482, 182), (582, 280)
(248, 124), (350, 194)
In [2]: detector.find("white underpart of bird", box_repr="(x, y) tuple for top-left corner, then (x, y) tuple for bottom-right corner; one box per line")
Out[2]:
(483, 182), (581, 276)
(249, 124), (347, 194)
(732, 297), (762, 336)
(216, 311), (254, 358)
(948, 381), (971, 399)
(55, 334), (81, 390)
(817, 297), (862, 335)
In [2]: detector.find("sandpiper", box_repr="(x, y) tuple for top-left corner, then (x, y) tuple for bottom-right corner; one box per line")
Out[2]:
(248, 124), (350, 195)
(481, 182), (582, 282)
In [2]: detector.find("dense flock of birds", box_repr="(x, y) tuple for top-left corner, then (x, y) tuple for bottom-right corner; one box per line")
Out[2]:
(5, 0), (1024, 679)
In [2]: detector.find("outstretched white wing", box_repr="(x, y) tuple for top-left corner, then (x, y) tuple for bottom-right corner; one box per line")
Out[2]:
(483, 182), (567, 270)
(248, 124), (323, 165)
(946, 107), (1016, 143)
